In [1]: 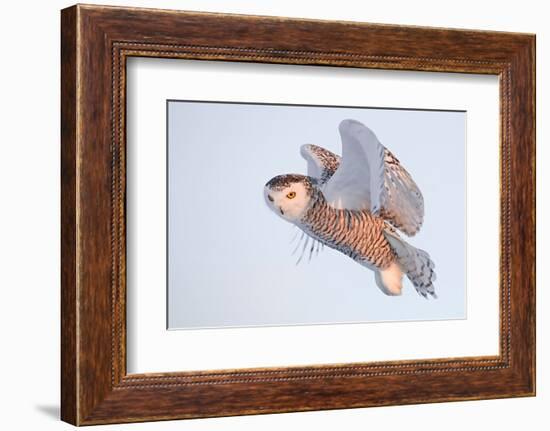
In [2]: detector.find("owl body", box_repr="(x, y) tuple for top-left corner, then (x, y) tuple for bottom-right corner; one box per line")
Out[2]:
(298, 189), (395, 271)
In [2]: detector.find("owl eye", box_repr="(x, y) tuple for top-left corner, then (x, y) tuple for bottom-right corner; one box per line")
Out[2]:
(286, 191), (296, 199)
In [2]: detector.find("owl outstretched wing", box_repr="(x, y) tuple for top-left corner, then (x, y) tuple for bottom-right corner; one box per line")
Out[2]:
(322, 119), (424, 236)
(300, 144), (340, 185)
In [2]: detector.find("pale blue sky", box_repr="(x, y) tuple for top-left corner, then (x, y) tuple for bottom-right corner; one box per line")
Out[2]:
(168, 101), (466, 329)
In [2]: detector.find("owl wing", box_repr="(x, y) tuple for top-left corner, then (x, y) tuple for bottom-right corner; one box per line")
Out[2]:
(380, 147), (424, 236)
(300, 144), (341, 185)
(322, 119), (424, 236)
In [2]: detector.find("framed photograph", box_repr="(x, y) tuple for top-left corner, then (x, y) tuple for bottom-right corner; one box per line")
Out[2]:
(61, 4), (535, 425)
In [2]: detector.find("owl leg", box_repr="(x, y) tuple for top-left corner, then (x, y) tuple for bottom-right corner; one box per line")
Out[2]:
(374, 262), (403, 296)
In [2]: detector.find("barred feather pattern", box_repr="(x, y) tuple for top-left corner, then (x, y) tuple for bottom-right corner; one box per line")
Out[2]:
(300, 144), (341, 185)
(298, 191), (396, 270)
(378, 149), (424, 236)
(304, 144), (424, 236)
(383, 231), (437, 298)
(297, 190), (437, 299)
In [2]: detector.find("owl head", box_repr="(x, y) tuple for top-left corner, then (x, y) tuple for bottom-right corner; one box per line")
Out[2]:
(264, 174), (315, 222)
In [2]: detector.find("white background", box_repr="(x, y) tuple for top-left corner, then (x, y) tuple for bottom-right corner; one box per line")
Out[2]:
(128, 60), (498, 373)
(0, 0), (546, 430)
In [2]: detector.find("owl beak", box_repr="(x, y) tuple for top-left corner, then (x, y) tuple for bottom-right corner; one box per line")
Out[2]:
(279, 207), (284, 215)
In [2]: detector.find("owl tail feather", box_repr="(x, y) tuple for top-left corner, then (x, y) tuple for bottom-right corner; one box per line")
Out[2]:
(383, 230), (437, 299)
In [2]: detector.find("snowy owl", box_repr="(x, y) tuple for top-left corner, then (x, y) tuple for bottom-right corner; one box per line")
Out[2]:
(264, 119), (436, 298)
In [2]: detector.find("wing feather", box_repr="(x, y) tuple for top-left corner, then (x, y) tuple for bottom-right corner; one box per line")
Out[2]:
(380, 149), (424, 235)
(322, 120), (382, 210)
(300, 144), (340, 185)
(322, 119), (424, 236)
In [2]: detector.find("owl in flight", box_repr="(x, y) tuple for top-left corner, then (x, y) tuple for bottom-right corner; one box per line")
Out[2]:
(264, 119), (436, 298)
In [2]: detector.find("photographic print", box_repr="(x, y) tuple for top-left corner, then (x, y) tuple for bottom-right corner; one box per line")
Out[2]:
(167, 100), (466, 329)
(61, 7), (535, 423)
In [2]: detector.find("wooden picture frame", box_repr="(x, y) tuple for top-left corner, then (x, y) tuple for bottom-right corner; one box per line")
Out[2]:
(61, 4), (535, 425)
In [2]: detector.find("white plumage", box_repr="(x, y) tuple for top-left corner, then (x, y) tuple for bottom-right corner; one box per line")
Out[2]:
(306, 119), (424, 236)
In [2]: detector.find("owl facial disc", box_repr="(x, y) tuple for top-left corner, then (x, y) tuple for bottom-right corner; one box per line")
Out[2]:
(264, 174), (313, 222)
